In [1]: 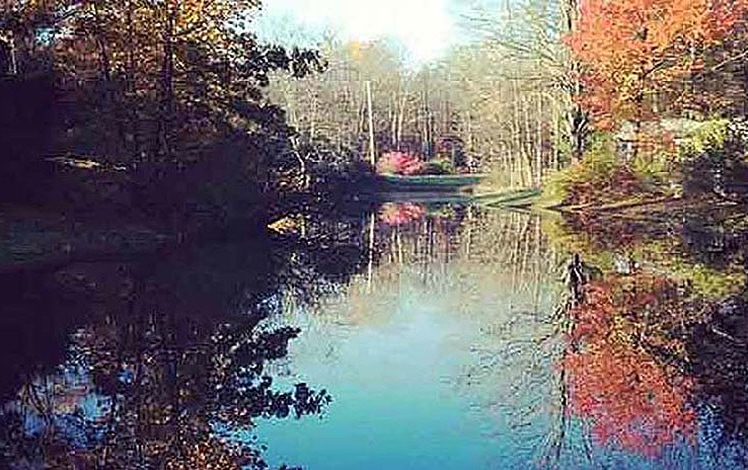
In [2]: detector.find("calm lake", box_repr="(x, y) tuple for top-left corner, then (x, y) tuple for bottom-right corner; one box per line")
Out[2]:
(2, 201), (748, 469)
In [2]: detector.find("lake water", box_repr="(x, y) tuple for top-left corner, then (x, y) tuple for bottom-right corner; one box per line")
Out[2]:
(2, 201), (748, 469)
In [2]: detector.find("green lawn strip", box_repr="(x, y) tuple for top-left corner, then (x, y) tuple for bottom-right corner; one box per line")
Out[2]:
(477, 188), (542, 208)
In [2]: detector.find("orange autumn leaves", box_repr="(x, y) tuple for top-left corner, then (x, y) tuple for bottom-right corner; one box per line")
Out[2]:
(567, 0), (748, 129)
(564, 275), (698, 456)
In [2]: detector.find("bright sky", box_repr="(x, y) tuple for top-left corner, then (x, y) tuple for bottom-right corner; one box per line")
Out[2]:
(254, 0), (460, 65)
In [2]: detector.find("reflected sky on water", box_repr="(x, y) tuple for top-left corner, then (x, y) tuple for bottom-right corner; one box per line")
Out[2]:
(2, 202), (748, 469)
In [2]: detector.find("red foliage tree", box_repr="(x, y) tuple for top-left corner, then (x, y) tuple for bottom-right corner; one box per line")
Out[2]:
(567, 0), (748, 131)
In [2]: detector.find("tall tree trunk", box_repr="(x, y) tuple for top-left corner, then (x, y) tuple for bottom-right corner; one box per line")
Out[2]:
(8, 34), (17, 74)
(357, 82), (366, 137)
(124, 0), (141, 161)
(159, 6), (177, 163)
(632, 73), (645, 162)
(397, 94), (406, 150)
(743, 58), (748, 116)
(512, 80), (528, 187)
(522, 95), (534, 185)
(465, 112), (474, 169)
(536, 93), (544, 185)
(563, 0), (589, 162)
(553, 101), (561, 171)
(390, 95), (397, 148)
(309, 96), (318, 140)
(366, 80), (376, 165)
(422, 72), (431, 157)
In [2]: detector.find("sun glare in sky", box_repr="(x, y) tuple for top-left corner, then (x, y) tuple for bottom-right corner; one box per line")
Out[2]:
(255, 0), (458, 64)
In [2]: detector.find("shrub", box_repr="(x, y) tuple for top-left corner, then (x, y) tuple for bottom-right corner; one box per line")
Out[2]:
(376, 151), (424, 175)
(420, 159), (454, 175)
(543, 135), (650, 207)
(678, 119), (748, 202)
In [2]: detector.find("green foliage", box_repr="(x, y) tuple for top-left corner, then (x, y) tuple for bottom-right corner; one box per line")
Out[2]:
(657, 256), (745, 299)
(542, 119), (748, 208)
(541, 133), (651, 207)
(542, 213), (632, 270)
(677, 119), (731, 160)
(678, 119), (748, 202)
(542, 135), (612, 205)
(543, 207), (748, 301)
(630, 151), (672, 190)
(421, 159), (454, 175)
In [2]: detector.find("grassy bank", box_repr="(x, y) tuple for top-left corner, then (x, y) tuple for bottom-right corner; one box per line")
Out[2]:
(474, 188), (542, 208)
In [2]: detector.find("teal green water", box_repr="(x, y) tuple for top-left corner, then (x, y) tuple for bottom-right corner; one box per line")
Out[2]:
(253, 208), (746, 470)
(3, 205), (747, 469)
(256, 210), (566, 469)
(258, 304), (520, 469)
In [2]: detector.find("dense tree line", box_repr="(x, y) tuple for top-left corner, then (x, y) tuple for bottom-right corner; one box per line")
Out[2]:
(267, 0), (748, 196)
(266, 1), (588, 190)
(0, 0), (330, 227)
(2, 0), (746, 213)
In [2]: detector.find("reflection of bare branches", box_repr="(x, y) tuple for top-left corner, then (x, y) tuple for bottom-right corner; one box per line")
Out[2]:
(19, 380), (51, 421)
(441, 210), (588, 468)
(539, 291), (580, 470)
(455, 244), (605, 469)
(366, 212), (375, 293)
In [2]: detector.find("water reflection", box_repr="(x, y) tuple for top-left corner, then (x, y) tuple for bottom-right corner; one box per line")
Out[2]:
(564, 275), (697, 457)
(545, 206), (748, 468)
(379, 202), (426, 226)
(258, 207), (568, 469)
(0, 234), (343, 468)
(2, 203), (748, 469)
(257, 204), (748, 469)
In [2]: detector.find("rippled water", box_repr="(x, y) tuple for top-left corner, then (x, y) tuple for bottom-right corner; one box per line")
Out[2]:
(2, 201), (748, 469)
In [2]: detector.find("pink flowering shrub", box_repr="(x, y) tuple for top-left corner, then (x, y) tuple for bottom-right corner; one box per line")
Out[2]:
(376, 151), (424, 175)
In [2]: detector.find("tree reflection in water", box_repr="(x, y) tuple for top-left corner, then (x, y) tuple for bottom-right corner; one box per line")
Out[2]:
(3, 204), (748, 468)
(0, 217), (380, 468)
(564, 276), (698, 457)
(462, 207), (748, 469)
(379, 202), (427, 226)
(546, 207), (748, 468)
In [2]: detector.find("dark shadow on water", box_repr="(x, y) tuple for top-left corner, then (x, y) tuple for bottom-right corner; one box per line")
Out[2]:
(0, 206), (380, 468)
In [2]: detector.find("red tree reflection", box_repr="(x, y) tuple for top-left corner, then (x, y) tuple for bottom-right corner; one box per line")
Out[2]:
(564, 277), (697, 457)
(379, 203), (426, 226)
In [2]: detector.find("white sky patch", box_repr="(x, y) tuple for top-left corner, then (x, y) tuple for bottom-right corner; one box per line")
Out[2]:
(255, 0), (458, 65)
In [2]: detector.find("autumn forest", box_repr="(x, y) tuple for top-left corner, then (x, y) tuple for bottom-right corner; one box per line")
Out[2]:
(2, 0), (748, 469)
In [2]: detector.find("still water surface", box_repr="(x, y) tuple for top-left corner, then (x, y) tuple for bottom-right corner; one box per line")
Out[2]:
(1, 202), (748, 469)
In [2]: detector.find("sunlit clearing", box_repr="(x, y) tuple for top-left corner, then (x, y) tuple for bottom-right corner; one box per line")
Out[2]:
(256, 0), (456, 65)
